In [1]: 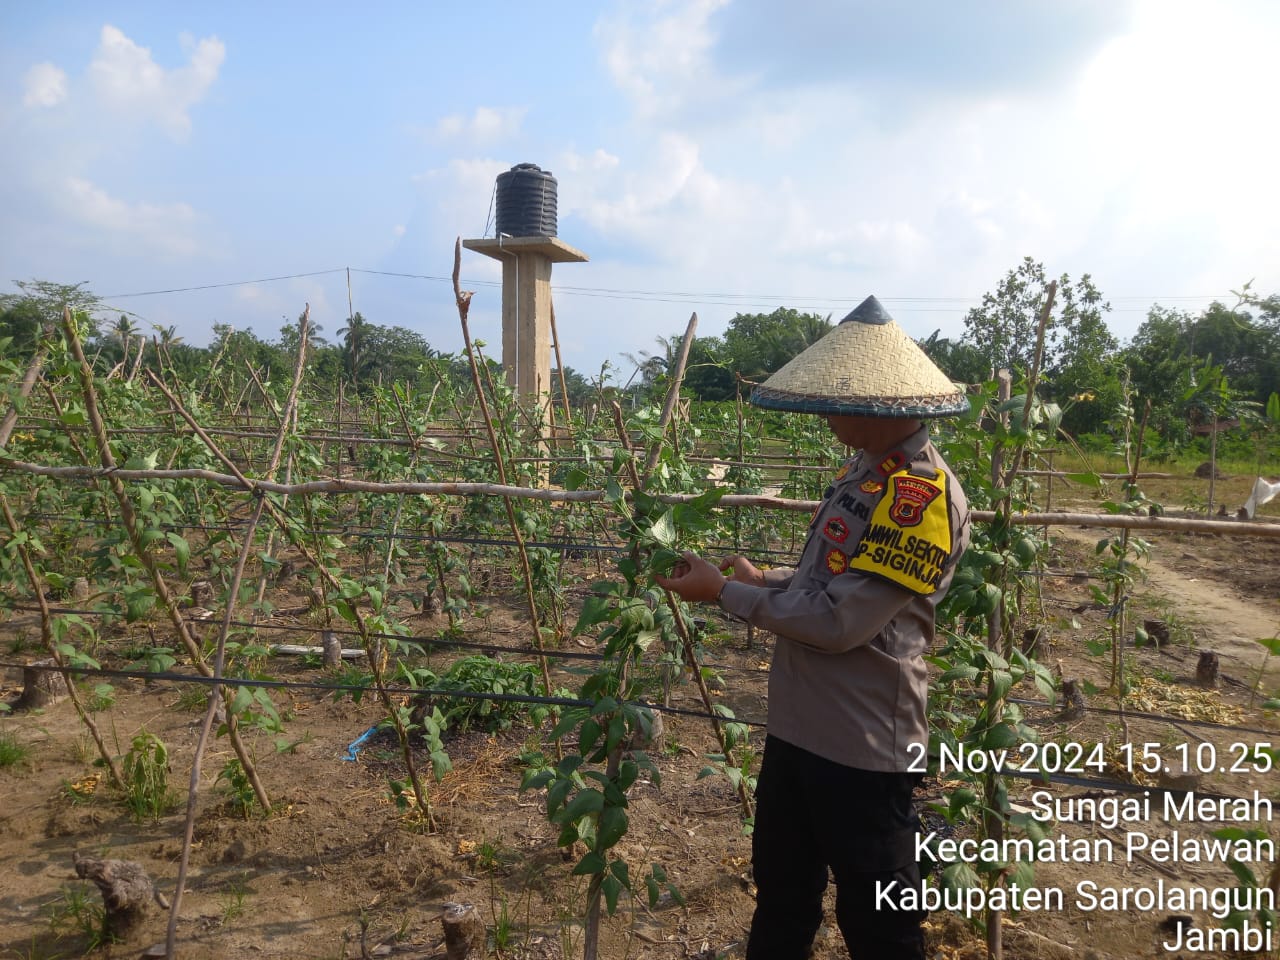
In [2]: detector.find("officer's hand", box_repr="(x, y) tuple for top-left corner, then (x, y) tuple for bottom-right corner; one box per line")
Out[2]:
(718, 554), (766, 588)
(654, 551), (726, 603)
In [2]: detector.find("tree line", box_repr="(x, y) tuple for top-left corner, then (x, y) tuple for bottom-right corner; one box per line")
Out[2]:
(635, 258), (1279, 452)
(3, 262), (1278, 453)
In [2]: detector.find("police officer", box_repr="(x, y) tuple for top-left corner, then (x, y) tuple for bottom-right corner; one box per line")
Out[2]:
(657, 295), (972, 960)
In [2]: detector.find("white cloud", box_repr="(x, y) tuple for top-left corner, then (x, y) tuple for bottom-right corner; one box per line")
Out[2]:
(61, 176), (201, 257)
(594, 0), (736, 119)
(23, 62), (69, 108)
(233, 280), (336, 332)
(434, 106), (526, 143)
(87, 24), (225, 139)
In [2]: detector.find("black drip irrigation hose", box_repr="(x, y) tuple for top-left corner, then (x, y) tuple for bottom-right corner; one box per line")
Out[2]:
(0, 659), (763, 728)
(2, 607), (1274, 735)
(1, 659), (1263, 805)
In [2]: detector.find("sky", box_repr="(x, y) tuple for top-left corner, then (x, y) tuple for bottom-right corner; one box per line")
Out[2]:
(3, 1), (1279, 381)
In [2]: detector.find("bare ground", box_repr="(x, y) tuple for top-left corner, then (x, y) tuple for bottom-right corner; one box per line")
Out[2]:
(1, 518), (1278, 960)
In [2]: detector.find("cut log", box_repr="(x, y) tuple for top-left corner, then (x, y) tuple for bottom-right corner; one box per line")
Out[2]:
(626, 706), (664, 755)
(15, 659), (68, 711)
(1195, 651), (1220, 687)
(188, 580), (213, 607)
(1060, 679), (1086, 720)
(1142, 619), (1170, 648)
(1021, 626), (1047, 657)
(322, 630), (343, 668)
(73, 853), (167, 938)
(440, 902), (485, 959)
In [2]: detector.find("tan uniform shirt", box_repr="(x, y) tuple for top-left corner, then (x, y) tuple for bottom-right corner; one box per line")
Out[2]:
(719, 425), (970, 772)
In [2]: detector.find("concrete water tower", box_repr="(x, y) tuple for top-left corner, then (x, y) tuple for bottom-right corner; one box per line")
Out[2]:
(463, 164), (588, 423)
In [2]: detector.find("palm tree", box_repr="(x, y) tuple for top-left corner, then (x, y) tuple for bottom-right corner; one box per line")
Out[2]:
(152, 324), (183, 348)
(338, 312), (370, 390)
(113, 314), (138, 369)
(151, 324), (184, 377)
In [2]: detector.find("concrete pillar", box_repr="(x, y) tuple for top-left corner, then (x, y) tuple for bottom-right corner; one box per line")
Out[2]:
(463, 236), (588, 420)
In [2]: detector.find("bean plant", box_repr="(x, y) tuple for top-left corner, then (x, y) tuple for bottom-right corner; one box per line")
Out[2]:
(929, 375), (1061, 941)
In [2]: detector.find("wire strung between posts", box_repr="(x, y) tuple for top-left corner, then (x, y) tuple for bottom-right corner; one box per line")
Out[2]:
(19, 510), (633, 556)
(8, 457), (1280, 536)
(5, 603), (774, 679)
(16, 510), (811, 562)
(0, 659), (763, 728)
(2, 659), (1263, 805)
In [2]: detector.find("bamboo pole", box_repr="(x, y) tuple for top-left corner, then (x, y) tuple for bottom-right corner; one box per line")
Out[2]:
(548, 298), (574, 451)
(146, 367), (435, 826)
(166, 492), (268, 959)
(4, 453), (1280, 536)
(642, 313), (697, 480)
(58, 308), (272, 813)
(162, 307), (313, 960)
(0, 336), (51, 449)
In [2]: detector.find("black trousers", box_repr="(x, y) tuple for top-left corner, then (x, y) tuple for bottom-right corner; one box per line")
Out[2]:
(746, 736), (926, 960)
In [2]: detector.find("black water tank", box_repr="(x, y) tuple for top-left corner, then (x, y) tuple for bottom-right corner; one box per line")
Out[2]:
(495, 163), (558, 238)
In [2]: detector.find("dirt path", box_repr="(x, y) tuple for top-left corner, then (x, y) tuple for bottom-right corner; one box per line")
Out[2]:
(1051, 524), (1280, 686)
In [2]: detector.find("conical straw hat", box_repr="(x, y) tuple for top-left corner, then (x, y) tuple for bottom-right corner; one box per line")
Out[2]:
(749, 295), (968, 418)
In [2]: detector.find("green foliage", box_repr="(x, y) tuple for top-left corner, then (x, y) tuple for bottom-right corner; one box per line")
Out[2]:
(120, 730), (177, 821)
(723, 307), (833, 381)
(635, 308), (832, 401)
(0, 280), (103, 361)
(0, 730), (32, 768)
(918, 330), (990, 385)
(961, 257), (1119, 435)
(520, 451), (729, 935)
(1210, 826), (1278, 938)
(43, 881), (113, 950)
(216, 757), (257, 819)
(928, 371), (1065, 921)
(414, 656), (558, 735)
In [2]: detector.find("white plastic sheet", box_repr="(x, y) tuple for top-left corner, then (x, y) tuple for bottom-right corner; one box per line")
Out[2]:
(1241, 476), (1280, 519)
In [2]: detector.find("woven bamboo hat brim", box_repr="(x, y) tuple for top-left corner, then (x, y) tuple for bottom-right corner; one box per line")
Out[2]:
(750, 295), (969, 418)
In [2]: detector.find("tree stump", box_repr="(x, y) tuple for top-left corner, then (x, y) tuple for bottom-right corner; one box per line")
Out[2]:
(14, 659), (68, 711)
(440, 902), (485, 959)
(321, 630), (342, 669)
(73, 853), (166, 938)
(1142, 619), (1170, 648)
(1195, 651), (1220, 687)
(189, 580), (213, 608)
(71, 577), (91, 602)
(626, 706), (664, 755)
(1021, 626), (1048, 657)
(1061, 679), (1086, 720)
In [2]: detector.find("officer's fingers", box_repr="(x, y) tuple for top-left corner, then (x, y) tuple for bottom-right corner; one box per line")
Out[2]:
(717, 555), (755, 582)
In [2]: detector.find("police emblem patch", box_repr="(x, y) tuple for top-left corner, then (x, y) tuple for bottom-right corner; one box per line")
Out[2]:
(825, 548), (848, 575)
(860, 479), (884, 495)
(823, 516), (849, 543)
(834, 464), (851, 481)
(848, 467), (951, 595)
(888, 476), (941, 527)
